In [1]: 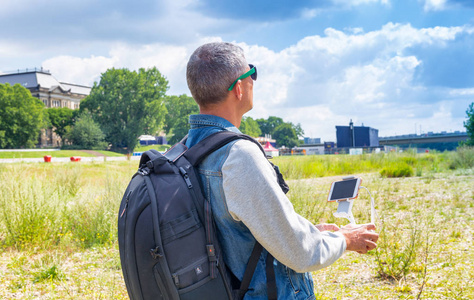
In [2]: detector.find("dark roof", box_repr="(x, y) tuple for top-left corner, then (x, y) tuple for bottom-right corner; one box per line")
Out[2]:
(0, 70), (91, 96)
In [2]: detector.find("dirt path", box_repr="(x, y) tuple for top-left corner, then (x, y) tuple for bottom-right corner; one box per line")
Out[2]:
(80, 150), (108, 157)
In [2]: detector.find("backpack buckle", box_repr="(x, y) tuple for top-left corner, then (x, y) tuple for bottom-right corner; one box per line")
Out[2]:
(150, 246), (163, 259)
(137, 167), (150, 176)
(206, 245), (217, 262)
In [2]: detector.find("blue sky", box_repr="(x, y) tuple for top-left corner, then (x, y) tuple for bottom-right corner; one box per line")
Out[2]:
(1, 0), (473, 141)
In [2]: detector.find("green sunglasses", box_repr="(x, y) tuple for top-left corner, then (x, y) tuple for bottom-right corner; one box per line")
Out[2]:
(228, 64), (257, 91)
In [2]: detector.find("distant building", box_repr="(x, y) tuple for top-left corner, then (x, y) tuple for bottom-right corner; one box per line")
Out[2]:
(0, 68), (91, 109)
(379, 131), (468, 151)
(336, 120), (379, 148)
(303, 137), (321, 144)
(324, 142), (336, 154)
(296, 144), (324, 155)
(138, 134), (168, 145)
(0, 68), (91, 147)
(255, 135), (277, 148)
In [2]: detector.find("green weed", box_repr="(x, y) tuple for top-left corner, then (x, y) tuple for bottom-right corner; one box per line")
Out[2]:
(373, 219), (420, 281)
(448, 146), (474, 169)
(380, 164), (414, 178)
(33, 265), (62, 283)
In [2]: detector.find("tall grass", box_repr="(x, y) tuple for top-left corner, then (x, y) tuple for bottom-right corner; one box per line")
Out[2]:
(0, 161), (135, 250)
(273, 148), (473, 180)
(0, 148), (473, 298)
(0, 150), (122, 159)
(1, 148), (472, 251)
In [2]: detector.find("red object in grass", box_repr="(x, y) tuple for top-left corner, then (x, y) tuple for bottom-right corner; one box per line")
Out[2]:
(70, 156), (81, 162)
(44, 155), (52, 162)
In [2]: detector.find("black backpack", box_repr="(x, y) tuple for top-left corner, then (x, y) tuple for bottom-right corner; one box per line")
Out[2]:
(118, 131), (287, 300)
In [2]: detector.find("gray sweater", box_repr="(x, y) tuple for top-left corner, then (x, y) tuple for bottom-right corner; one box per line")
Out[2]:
(222, 140), (347, 273)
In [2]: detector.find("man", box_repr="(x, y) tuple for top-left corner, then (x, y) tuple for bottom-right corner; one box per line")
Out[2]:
(185, 42), (378, 299)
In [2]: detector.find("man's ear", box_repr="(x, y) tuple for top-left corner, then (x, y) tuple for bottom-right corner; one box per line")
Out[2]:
(233, 80), (243, 100)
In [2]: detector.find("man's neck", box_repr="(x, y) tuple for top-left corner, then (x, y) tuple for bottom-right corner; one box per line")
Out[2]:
(199, 106), (242, 128)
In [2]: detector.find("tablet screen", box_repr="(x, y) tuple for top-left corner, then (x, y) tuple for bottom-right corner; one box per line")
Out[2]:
(329, 178), (359, 201)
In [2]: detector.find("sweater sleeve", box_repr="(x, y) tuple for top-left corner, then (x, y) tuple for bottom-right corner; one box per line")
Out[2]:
(222, 140), (347, 273)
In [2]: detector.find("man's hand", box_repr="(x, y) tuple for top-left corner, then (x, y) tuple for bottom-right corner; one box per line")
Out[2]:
(339, 223), (379, 254)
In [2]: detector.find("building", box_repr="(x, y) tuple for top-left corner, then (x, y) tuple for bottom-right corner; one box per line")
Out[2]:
(255, 135), (277, 148)
(263, 141), (279, 157)
(379, 131), (468, 151)
(303, 137), (321, 144)
(0, 68), (91, 147)
(296, 137), (324, 155)
(0, 68), (91, 109)
(296, 144), (325, 155)
(336, 120), (379, 148)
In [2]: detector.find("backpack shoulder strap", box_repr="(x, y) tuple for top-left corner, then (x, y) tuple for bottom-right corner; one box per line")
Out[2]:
(139, 149), (161, 167)
(185, 131), (279, 299)
(184, 131), (264, 166)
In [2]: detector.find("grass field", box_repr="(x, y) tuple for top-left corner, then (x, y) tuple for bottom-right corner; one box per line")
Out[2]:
(133, 144), (170, 153)
(0, 148), (473, 299)
(0, 150), (125, 159)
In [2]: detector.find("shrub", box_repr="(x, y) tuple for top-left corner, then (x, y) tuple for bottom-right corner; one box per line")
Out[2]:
(448, 146), (474, 169)
(373, 220), (421, 281)
(33, 265), (63, 283)
(380, 164), (414, 178)
(64, 113), (107, 150)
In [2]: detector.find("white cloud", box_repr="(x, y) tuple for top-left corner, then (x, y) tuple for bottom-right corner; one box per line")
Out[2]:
(449, 88), (474, 96)
(41, 37), (224, 92)
(242, 23), (470, 140)
(423, 0), (447, 11)
(42, 55), (116, 86)
(107, 43), (190, 94)
(39, 22), (471, 141)
(300, 8), (319, 19)
(332, 0), (391, 7)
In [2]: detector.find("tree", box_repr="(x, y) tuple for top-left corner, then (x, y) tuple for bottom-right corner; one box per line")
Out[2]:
(0, 83), (46, 148)
(256, 116), (284, 136)
(164, 94), (199, 144)
(239, 116), (262, 137)
(255, 116), (304, 141)
(464, 102), (474, 145)
(292, 122), (305, 138)
(64, 113), (106, 149)
(80, 67), (168, 153)
(45, 107), (78, 145)
(272, 123), (299, 148)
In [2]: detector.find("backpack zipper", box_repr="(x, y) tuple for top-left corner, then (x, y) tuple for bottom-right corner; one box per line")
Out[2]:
(171, 256), (208, 288)
(172, 274), (180, 287)
(120, 190), (132, 218)
(179, 167), (193, 188)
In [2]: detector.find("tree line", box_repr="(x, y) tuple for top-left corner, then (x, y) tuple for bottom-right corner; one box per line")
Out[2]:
(0, 67), (305, 152)
(2, 67), (473, 152)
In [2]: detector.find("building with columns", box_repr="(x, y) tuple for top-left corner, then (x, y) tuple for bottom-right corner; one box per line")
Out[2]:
(0, 68), (91, 147)
(0, 68), (91, 109)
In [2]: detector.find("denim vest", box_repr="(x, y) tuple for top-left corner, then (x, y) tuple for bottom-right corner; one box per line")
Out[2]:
(186, 114), (316, 300)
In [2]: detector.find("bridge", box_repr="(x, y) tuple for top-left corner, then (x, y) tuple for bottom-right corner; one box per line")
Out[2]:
(379, 132), (468, 146)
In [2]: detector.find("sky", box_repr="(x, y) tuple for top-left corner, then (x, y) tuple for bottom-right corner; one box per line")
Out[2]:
(1, 0), (473, 142)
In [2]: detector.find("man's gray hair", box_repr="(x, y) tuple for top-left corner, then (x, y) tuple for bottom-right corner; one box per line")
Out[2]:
(187, 42), (247, 107)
